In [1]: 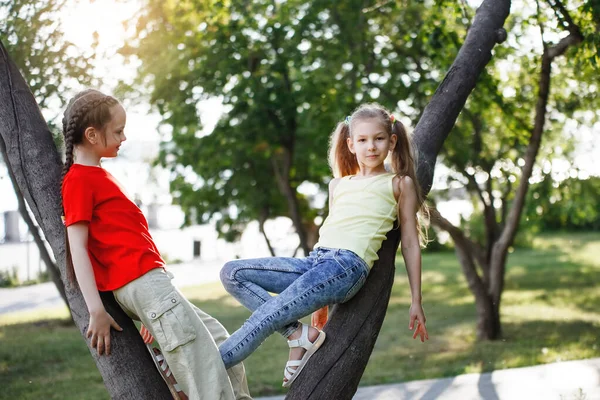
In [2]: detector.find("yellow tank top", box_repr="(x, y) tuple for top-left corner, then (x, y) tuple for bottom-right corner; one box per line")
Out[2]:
(314, 173), (398, 268)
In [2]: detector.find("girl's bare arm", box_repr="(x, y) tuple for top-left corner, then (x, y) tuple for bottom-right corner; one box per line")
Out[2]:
(68, 223), (122, 354)
(397, 176), (429, 341)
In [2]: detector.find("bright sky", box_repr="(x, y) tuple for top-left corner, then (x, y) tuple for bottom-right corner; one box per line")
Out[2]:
(0, 0), (598, 216)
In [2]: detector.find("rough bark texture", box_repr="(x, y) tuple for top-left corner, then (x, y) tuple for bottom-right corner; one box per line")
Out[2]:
(413, 0), (511, 195)
(0, 41), (173, 399)
(286, 1), (512, 398)
(0, 144), (70, 312)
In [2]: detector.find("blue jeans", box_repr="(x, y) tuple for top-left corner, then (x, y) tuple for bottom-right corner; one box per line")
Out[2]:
(219, 247), (370, 369)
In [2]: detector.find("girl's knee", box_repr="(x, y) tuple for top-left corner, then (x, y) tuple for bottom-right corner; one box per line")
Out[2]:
(220, 260), (241, 290)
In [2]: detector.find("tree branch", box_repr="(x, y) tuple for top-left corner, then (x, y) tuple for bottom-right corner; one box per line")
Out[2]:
(546, 0), (580, 36)
(491, 15), (583, 302)
(429, 206), (487, 273)
(413, 0), (511, 195)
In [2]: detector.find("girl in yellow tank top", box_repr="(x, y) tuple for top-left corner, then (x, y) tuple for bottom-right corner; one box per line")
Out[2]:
(219, 104), (429, 388)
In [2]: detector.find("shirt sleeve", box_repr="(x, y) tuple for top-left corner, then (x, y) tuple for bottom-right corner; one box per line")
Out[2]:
(62, 173), (93, 226)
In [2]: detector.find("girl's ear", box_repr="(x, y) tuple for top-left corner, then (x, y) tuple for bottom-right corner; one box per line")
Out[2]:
(389, 134), (398, 151)
(83, 127), (98, 145)
(346, 136), (356, 154)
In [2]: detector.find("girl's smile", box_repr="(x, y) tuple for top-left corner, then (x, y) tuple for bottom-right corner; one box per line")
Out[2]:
(347, 118), (397, 174)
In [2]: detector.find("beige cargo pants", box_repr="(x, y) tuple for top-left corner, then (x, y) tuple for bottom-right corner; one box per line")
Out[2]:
(114, 267), (252, 400)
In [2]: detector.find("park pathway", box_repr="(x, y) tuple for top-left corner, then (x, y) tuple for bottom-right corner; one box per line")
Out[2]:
(257, 357), (600, 400)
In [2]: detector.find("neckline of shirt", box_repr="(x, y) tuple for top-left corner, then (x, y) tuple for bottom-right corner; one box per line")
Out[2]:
(347, 172), (393, 180)
(72, 163), (104, 170)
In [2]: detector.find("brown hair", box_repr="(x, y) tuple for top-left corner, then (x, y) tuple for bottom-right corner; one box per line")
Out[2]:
(61, 89), (120, 283)
(328, 103), (429, 247)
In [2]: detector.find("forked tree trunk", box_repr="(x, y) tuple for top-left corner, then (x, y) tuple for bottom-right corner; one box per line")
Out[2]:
(287, 1), (511, 398)
(0, 42), (172, 399)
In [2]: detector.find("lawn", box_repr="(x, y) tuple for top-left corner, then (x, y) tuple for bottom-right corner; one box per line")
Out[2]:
(1, 232), (599, 399)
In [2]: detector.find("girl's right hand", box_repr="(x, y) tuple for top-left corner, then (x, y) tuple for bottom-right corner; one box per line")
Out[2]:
(409, 303), (429, 342)
(87, 309), (123, 355)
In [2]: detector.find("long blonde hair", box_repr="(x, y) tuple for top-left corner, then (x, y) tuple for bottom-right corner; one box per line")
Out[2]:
(328, 103), (428, 247)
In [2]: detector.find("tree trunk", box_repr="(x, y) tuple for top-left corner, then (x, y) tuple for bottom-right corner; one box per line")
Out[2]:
(430, 207), (501, 339)
(0, 146), (70, 314)
(489, 26), (583, 305)
(271, 151), (310, 255)
(425, 2), (584, 343)
(0, 41), (173, 399)
(258, 214), (276, 257)
(413, 1), (511, 194)
(286, 1), (511, 398)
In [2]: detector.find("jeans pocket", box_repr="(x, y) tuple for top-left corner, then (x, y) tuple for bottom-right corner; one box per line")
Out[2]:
(147, 291), (196, 351)
(342, 269), (367, 303)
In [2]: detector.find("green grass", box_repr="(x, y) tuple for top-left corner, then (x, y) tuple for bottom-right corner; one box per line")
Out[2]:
(1, 232), (599, 399)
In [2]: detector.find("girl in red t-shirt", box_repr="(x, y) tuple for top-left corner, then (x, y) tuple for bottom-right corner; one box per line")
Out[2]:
(61, 89), (251, 400)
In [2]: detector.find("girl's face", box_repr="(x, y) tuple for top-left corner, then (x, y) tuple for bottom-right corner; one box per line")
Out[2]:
(87, 104), (127, 158)
(347, 118), (397, 170)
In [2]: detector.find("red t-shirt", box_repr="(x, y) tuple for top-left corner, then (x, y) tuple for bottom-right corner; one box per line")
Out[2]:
(62, 164), (165, 291)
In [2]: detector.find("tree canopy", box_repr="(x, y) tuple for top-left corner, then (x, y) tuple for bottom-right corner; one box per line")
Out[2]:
(0, 0), (95, 126)
(124, 0), (483, 252)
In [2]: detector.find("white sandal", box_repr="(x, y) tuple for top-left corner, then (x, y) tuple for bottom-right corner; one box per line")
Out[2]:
(282, 323), (326, 388)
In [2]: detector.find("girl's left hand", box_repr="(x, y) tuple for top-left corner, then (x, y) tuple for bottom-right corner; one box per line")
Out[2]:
(409, 303), (429, 342)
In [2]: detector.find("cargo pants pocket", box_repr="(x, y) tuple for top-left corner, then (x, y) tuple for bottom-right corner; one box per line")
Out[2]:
(146, 291), (196, 352)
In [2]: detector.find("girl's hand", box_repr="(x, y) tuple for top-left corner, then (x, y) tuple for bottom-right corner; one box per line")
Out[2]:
(409, 303), (429, 342)
(87, 309), (123, 355)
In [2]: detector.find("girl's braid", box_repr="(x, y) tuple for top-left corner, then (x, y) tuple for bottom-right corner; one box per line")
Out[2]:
(61, 96), (116, 183)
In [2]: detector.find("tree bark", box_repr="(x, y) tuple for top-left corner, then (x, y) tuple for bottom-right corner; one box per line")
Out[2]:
(0, 41), (173, 399)
(0, 145), (70, 313)
(286, 1), (511, 398)
(413, 0), (511, 195)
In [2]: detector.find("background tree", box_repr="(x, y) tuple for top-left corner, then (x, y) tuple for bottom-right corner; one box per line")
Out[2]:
(0, 0), (94, 308)
(523, 174), (600, 231)
(0, 0), (511, 397)
(428, 0), (598, 340)
(122, 0), (483, 255)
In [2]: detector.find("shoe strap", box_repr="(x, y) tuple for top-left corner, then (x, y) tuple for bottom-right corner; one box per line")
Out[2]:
(287, 323), (311, 350)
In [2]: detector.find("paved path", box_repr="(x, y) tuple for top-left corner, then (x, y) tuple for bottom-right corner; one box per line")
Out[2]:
(257, 357), (600, 400)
